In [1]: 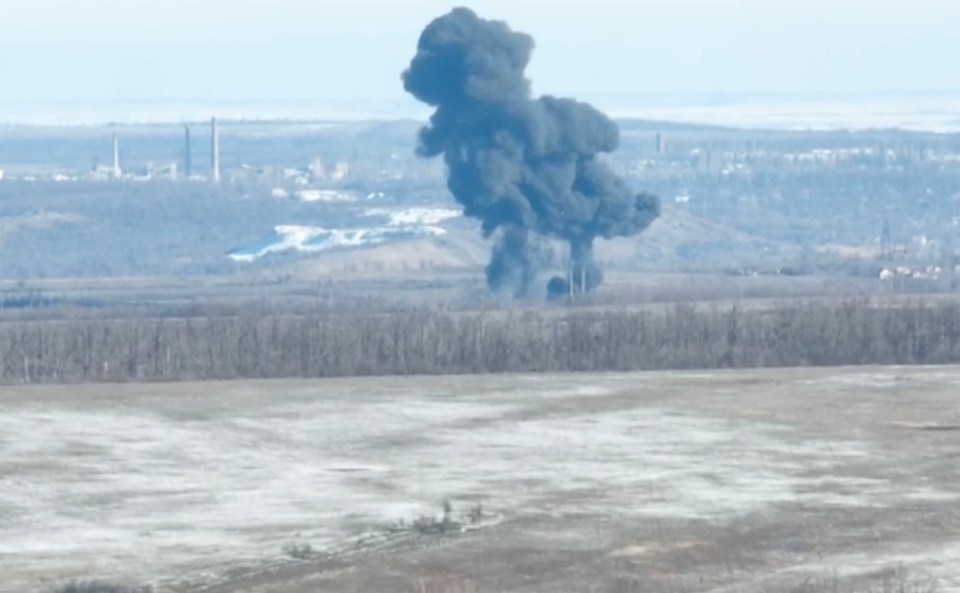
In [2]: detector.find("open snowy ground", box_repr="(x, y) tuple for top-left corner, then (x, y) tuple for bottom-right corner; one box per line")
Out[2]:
(2, 367), (959, 593)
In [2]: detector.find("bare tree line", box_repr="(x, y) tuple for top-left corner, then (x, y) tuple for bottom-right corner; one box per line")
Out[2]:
(1, 299), (959, 384)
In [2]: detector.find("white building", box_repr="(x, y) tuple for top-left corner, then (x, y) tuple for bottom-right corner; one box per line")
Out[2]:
(309, 158), (326, 181)
(331, 161), (350, 181)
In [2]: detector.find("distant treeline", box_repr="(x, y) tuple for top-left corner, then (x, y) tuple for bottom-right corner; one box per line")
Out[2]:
(1, 299), (959, 384)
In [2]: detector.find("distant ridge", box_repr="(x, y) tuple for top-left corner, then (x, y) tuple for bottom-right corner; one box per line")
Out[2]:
(2, 92), (960, 131)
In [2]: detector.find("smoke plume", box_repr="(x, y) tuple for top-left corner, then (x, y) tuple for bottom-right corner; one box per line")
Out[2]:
(403, 7), (660, 298)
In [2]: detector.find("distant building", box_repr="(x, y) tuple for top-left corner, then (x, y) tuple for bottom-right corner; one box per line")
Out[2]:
(309, 158), (326, 181)
(146, 162), (179, 180)
(331, 161), (350, 181)
(282, 168), (309, 186)
(90, 164), (116, 181)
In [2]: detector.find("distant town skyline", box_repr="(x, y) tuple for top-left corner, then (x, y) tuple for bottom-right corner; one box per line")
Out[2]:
(0, 0), (957, 105)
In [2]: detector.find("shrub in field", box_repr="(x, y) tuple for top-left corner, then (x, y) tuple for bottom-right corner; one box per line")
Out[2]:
(282, 541), (315, 560)
(50, 581), (150, 593)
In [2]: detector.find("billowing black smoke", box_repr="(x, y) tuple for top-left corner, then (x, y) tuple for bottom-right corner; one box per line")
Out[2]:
(403, 7), (660, 298)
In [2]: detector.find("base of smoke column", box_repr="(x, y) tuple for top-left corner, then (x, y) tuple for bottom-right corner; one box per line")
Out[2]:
(545, 260), (604, 302)
(546, 276), (571, 302)
(545, 274), (600, 302)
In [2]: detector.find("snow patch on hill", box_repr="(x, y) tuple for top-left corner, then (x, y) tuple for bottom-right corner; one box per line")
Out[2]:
(228, 224), (446, 262)
(364, 207), (461, 226)
(228, 207), (462, 262)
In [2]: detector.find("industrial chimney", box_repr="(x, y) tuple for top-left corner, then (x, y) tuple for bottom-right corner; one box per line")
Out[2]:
(210, 117), (220, 183)
(184, 124), (192, 180)
(112, 134), (122, 178)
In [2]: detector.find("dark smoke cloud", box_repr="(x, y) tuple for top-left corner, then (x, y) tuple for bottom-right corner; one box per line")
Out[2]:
(403, 7), (660, 297)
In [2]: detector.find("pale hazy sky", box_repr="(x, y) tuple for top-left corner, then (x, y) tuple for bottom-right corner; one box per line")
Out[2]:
(0, 0), (956, 103)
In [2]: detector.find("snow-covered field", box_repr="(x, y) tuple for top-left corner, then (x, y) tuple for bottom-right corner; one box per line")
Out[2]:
(2, 367), (959, 593)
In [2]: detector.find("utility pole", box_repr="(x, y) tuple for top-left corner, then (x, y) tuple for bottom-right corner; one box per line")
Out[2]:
(211, 117), (221, 183)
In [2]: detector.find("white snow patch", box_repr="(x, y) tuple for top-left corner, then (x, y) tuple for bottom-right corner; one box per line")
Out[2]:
(296, 189), (357, 203)
(227, 224), (446, 262)
(364, 207), (461, 226)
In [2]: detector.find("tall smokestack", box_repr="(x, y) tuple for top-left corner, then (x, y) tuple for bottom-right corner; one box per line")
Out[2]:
(210, 117), (220, 183)
(656, 132), (666, 155)
(112, 134), (121, 178)
(184, 124), (192, 180)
